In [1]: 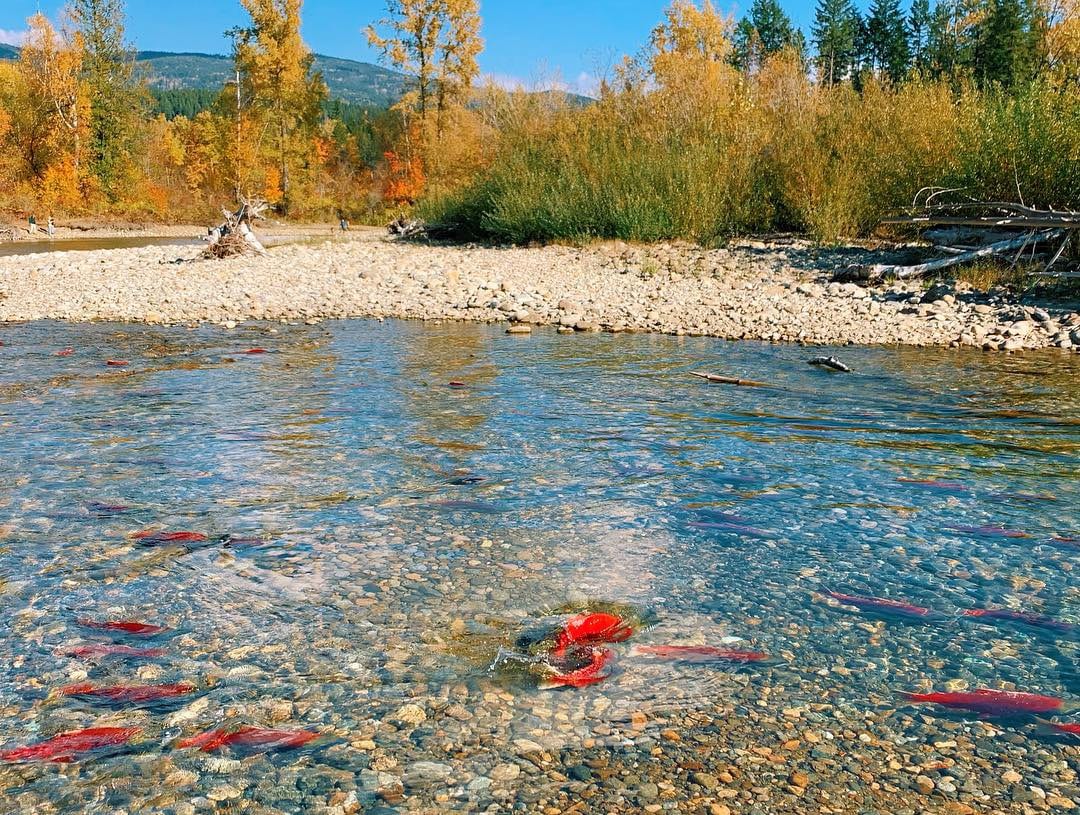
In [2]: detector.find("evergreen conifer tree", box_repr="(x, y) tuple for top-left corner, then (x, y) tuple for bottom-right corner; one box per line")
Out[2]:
(973, 0), (1036, 85)
(69, 0), (145, 200)
(867, 0), (912, 80)
(908, 0), (932, 71)
(733, 0), (802, 71)
(812, 0), (858, 84)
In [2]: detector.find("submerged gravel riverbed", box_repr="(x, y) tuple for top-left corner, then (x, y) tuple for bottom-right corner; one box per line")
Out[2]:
(0, 231), (1077, 351)
(0, 319), (1078, 814)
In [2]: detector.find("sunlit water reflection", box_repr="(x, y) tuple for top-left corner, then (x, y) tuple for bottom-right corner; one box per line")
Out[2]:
(0, 319), (1078, 813)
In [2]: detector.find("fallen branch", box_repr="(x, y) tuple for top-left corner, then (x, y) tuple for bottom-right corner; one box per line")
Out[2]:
(855, 229), (1065, 281)
(882, 215), (1079, 230)
(690, 371), (771, 388)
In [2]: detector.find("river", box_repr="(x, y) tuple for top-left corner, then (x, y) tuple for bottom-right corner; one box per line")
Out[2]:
(0, 319), (1077, 813)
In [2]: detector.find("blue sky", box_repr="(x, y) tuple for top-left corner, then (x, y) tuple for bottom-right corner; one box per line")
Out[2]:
(1, 1), (822, 94)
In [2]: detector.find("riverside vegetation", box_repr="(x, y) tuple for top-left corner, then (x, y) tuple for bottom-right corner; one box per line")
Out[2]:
(0, 0), (1077, 248)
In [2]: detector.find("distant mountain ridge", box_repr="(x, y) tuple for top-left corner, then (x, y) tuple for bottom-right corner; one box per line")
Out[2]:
(0, 46), (408, 107)
(0, 47), (592, 107)
(138, 51), (408, 107)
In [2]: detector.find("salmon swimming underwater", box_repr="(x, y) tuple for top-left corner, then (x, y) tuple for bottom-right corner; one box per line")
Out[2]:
(946, 525), (1030, 539)
(131, 530), (209, 546)
(59, 644), (166, 660)
(428, 499), (503, 514)
(86, 501), (131, 515)
(177, 726), (319, 753)
(540, 647), (614, 689)
(825, 591), (943, 620)
(0, 727), (141, 763)
(962, 608), (1074, 633)
(902, 689), (1066, 716)
(62, 682), (196, 707)
(631, 645), (770, 663)
(77, 618), (169, 636)
(1038, 719), (1080, 736)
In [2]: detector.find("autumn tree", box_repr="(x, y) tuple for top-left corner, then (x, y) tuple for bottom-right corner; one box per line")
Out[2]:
(233, 0), (328, 213)
(650, 0), (736, 88)
(1041, 0), (1080, 85)
(366, 0), (483, 133)
(69, 0), (145, 200)
(0, 14), (90, 210)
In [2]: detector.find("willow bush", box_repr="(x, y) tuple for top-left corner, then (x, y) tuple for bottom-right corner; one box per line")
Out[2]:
(424, 59), (1079, 245)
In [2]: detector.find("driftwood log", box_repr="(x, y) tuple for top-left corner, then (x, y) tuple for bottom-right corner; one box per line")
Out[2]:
(387, 215), (463, 241)
(855, 191), (1080, 281)
(203, 199), (268, 259)
(859, 229), (1066, 280)
(388, 214), (426, 237)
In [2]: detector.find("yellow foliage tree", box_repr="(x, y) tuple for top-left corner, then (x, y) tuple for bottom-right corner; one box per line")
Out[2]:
(22, 14), (89, 179)
(0, 14), (91, 212)
(366, 0), (483, 134)
(1042, 0), (1080, 86)
(650, 0), (736, 88)
(234, 0), (327, 213)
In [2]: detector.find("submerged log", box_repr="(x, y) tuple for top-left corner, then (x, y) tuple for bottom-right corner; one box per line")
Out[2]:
(690, 371), (771, 388)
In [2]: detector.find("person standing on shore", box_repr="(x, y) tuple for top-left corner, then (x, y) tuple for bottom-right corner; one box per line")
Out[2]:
(28, 214), (37, 235)
(47, 217), (55, 238)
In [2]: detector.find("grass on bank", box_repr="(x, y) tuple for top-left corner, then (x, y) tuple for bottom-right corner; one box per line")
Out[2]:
(421, 55), (1080, 246)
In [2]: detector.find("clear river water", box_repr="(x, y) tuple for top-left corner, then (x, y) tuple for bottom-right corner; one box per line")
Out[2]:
(0, 319), (1077, 814)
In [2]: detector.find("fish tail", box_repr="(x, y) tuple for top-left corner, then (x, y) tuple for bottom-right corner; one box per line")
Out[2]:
(1032, 718), (1077, 738)
(177, 730), (227, 751)
(899, 691), (927, 703)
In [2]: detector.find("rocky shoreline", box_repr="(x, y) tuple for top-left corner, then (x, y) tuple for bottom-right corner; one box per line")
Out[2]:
(0, 231), (1077, 351)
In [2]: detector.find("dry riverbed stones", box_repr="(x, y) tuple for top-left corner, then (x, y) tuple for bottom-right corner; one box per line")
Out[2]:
(0, 232), (1076, 352)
